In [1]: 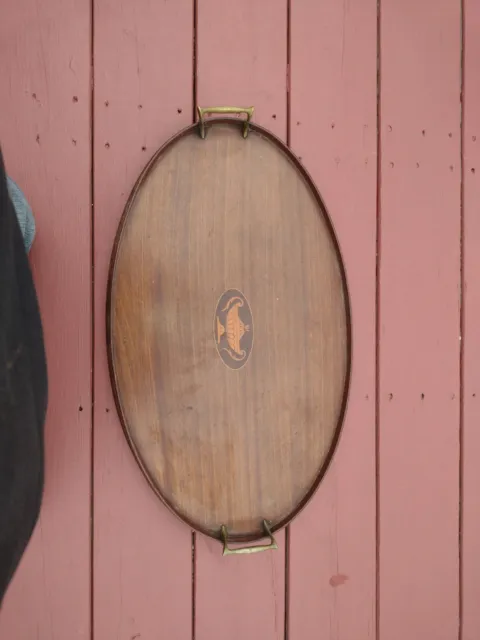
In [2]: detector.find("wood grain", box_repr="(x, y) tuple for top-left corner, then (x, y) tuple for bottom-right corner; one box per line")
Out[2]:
(379, 1), (461, 638)
(462, 2), (480, 638)
(109, 121), (350, 540)
(288, 1), (377, 638)
(195, 2), (288, 638)
(0, 1), (91, 638)
(0, 0), (473, 637)
(93, 1), (194, 638)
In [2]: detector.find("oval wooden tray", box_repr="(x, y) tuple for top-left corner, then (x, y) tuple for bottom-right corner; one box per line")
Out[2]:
(107, 111), (351, 548)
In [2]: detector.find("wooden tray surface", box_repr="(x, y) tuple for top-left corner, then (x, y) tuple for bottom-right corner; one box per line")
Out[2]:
(108, 118), (351, 542)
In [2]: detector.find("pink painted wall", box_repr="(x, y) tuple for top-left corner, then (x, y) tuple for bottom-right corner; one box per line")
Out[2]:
(0, 1), (477, 638)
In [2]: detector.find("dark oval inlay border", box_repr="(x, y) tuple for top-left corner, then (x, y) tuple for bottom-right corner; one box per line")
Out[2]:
(214, 289), (254, 370)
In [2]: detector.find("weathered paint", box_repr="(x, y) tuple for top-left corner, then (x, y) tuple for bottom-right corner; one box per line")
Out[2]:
(92, 1), (194, 639)
(463, 2), (480, 639)
(195, 2), (287, 638)
(288, 0), (377, 637)
(0, 1), (479, 638)
(379, 1), (461, 638)
(0, 1), (91, 637)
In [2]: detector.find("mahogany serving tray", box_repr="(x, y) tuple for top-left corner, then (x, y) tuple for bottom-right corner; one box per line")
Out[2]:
(107, 108), (351, 554)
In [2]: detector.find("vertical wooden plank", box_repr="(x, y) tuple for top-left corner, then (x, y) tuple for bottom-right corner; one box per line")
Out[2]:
(93, 2), (194, 639)
(0, 2), (91, 638)
(379, 2), (461, 638)
(463, 3), (480, 639)
(195, 2), (286, 638)
(288, 1), (377, 639)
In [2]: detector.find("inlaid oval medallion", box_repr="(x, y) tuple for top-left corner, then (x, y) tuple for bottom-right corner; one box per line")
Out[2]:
(107, 116), (351, 543)
(214, 289), (253, 370)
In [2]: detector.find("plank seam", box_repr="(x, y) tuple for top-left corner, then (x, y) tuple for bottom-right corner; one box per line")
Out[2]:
(286, 0), (291, 149)
(285, 2), (291, 637)
(375, 0), (382, 638)
(459, 0), (465, 637)
(192, 2), (198, 638)
(192, 531), (196, 640)
(192, 0), (198, 122)
(89, 0), (96, 636)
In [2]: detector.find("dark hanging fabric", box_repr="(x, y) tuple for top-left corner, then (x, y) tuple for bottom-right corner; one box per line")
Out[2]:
(0, 148), (47, 605)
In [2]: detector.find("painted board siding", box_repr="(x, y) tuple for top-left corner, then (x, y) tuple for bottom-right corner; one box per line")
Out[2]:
(379, 1), (461, 638)
(0, 1), (479, 638)
(463, 1), (480, 639)
(289, 0), (377, 637)
(93, 1), (194, 639)
(195, 2), (287, 639)
(0, 1), (92, 638)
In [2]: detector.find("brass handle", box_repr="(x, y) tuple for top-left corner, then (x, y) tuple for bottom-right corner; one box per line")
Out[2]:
(197, 106), (254, 139)
(220, 520), (278, 556)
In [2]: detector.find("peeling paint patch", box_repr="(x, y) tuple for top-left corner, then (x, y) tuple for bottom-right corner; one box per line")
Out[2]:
(329, 574), (349, 587)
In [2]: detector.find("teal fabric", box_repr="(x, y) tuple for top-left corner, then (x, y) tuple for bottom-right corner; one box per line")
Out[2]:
(6, 177), (35, 253)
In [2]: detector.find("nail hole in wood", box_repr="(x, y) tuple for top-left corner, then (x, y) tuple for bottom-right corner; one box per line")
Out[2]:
(142, 146), (147, 151)
(105, 100), (109, 107)
(389, 393), (393, 400)
(177, 108), (182, 114)
(105, 142), (110, 149)
(72, 96), (78, 103)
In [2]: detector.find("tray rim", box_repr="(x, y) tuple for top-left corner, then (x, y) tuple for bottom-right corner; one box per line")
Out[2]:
(106, 117), (353, 544)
